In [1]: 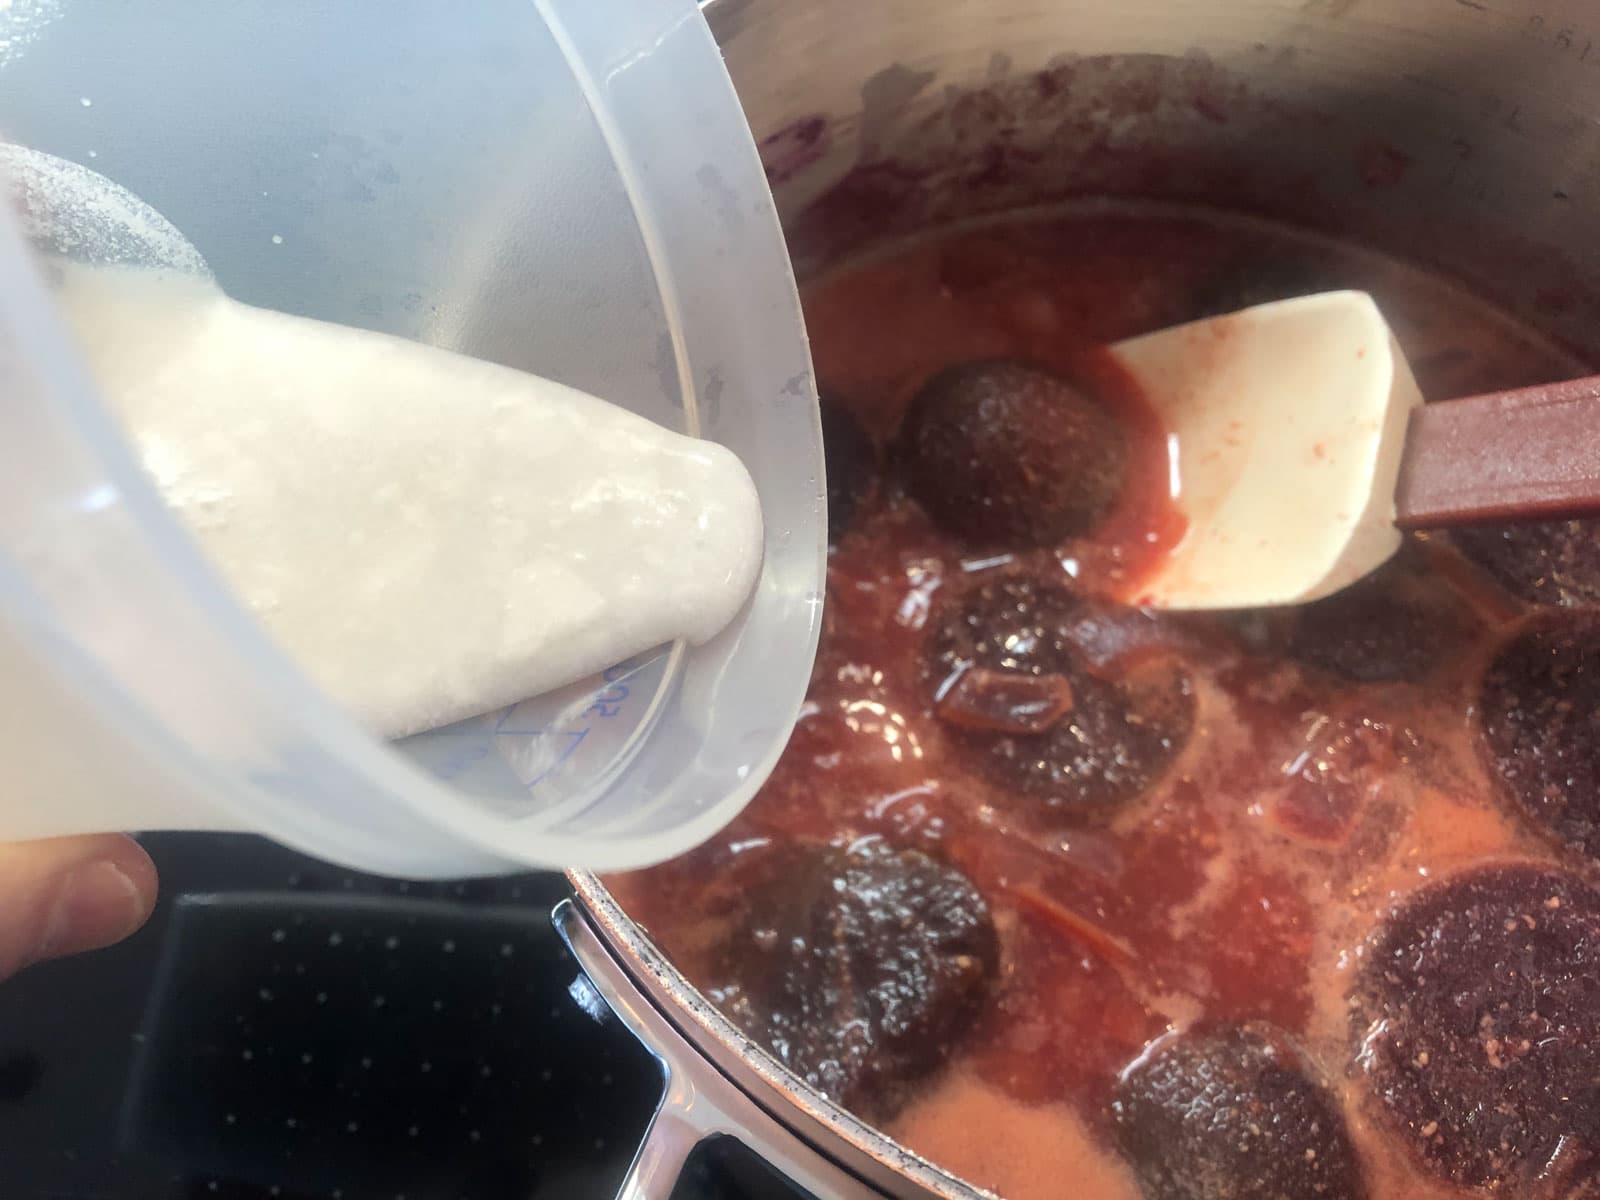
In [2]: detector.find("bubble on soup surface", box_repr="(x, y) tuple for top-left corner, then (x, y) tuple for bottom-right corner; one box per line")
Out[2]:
(1349, 863), (1600, 1192)
(928, 575), (1193, 813)
(898, 358), (1127, 547)
(1477, 613), (1600, 862)
(1111, 1022), (1366, 1200)
(706, 840), (997, 1121)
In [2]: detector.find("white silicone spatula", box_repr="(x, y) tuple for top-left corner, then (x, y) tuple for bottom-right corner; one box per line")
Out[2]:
(1106, 290), (1600, 609)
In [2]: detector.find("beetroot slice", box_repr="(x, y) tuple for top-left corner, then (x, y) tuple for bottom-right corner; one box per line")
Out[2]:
(1349, 864), (1600, 1191)
(707, 841), (997, 1121)
(1112, 1022), (1366, 1200)
(898, 358), (1127, 547)
(1453, 518), (1600, 609)
(1286, 550), (1477, 683)
(928, 576), (1193, 813)
(1478, 613), (1600, 862)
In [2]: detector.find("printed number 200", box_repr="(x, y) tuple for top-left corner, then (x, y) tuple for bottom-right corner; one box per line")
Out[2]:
(586, 682), (630, 718)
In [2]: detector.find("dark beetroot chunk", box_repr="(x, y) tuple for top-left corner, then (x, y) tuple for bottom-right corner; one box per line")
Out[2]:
(819, 391), (877, 540)
(898, 359), (1127, 546)
(1477, 614), (1600, 861)
(708, 841), (997, 1121)
(929, 576), (1193, 813)
(1349, 864), (1600, 1192)
(1111, 1023), (1366, 1200)
(1453, 519), (1600, 608)
(1286, 551), (1477, 684)
(935, 666), (1076, 735)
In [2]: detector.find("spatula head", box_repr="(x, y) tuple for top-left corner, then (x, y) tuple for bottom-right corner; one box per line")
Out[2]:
(1107, 291), (1424, 610)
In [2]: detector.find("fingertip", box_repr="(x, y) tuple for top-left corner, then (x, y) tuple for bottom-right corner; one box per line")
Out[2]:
(100, 834), (159, 924)
(38, 856), (154, 961)
(1, 835), (159, 973)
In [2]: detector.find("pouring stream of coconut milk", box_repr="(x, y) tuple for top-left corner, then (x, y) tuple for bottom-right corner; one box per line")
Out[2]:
(8, 147), (763, 739)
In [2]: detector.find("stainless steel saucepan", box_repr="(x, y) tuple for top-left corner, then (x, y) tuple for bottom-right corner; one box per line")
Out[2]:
(566, 0), (1600, 1195)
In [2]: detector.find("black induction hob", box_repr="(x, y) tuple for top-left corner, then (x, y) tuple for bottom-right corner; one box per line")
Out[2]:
(0, 833), (809, 1199)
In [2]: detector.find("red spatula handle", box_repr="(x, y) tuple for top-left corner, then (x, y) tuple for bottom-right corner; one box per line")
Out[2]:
(1395, 375), (1600, 529)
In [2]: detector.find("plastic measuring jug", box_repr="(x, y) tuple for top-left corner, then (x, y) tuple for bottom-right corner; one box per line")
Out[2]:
(0, 0), (824, 877)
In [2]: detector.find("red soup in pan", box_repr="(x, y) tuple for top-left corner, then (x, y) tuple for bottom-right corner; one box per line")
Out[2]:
(612, 203), (1600, 1200)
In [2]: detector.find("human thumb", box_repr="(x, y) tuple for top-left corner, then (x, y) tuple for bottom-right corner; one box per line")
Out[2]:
(0, 835), (157, 980)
